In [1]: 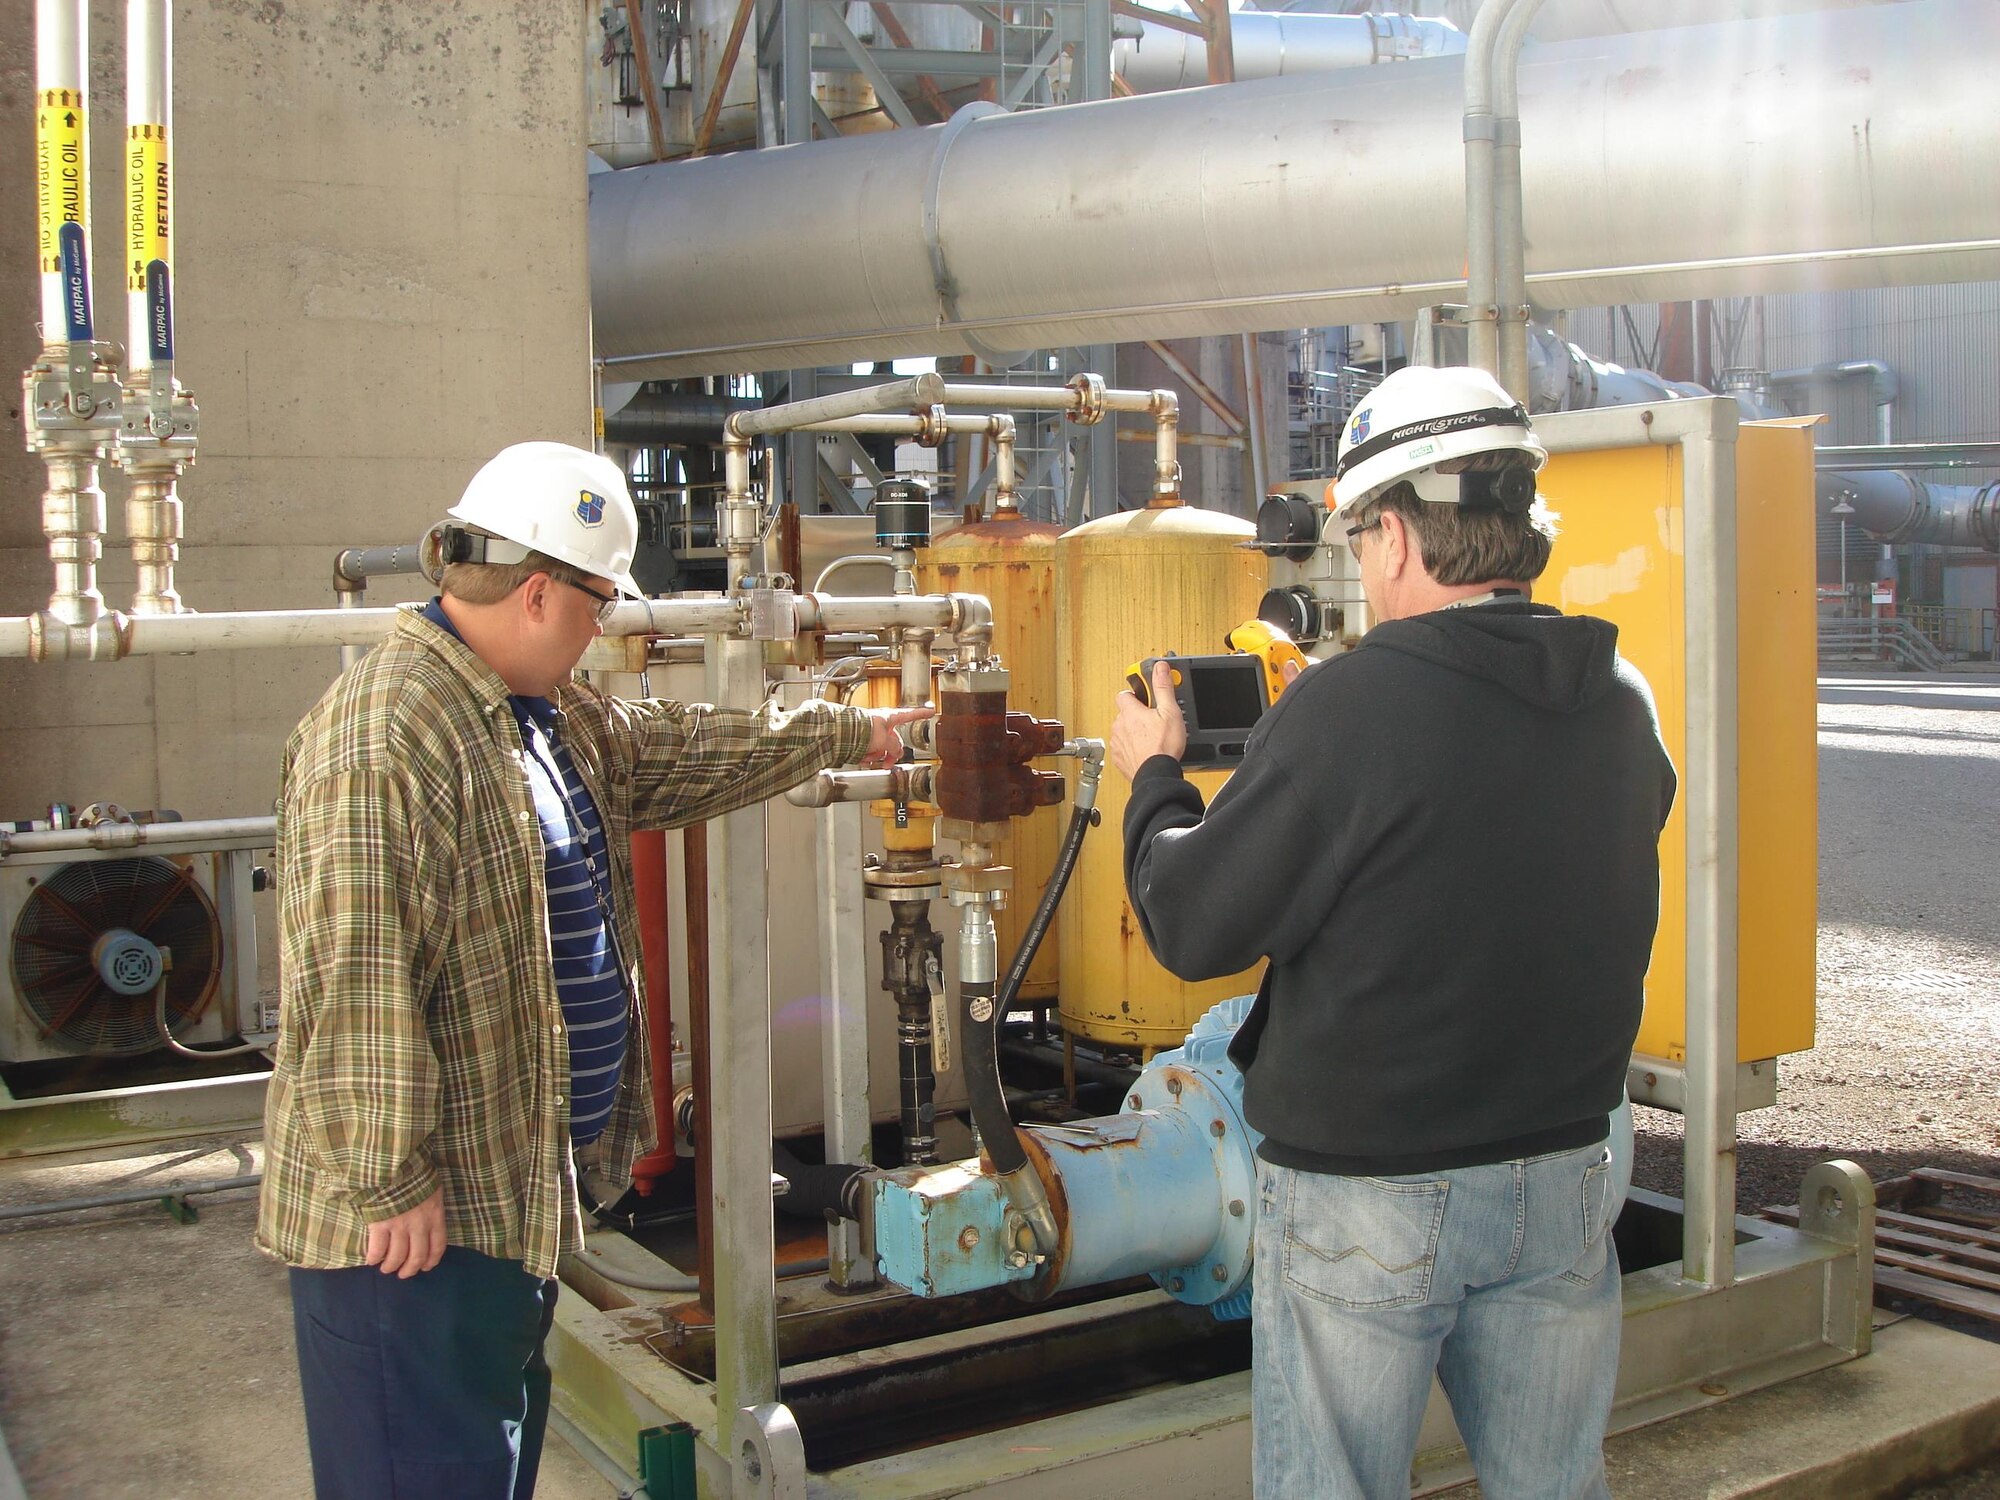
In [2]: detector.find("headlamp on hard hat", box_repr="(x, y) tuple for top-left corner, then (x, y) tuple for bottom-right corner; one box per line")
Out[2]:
(1407, 462), (1539, 514)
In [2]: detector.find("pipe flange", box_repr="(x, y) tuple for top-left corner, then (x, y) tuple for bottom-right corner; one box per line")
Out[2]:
(1127, 994), (1261, 1312)
(913, 404), (951, 448)
(1066, 373), (1107, 426)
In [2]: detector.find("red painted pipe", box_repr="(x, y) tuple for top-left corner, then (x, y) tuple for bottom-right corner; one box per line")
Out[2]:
(628, 828), (677, 1193)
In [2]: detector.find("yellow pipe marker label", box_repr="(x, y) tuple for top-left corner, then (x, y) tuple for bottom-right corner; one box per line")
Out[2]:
(128, 124), (171, 291)
(36, 88), (86, 274)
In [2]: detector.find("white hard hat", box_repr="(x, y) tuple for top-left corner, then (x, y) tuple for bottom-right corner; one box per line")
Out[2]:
(440, 442), (641, 596)
(1328, 365), (1546, 518)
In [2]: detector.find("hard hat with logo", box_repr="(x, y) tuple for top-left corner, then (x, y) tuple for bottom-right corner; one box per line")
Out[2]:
(430, 441), (641, 596)
(1328, 365), (1546, 519)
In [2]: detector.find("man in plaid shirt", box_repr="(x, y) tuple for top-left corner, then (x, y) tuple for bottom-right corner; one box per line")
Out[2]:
(258, 442), (925, 1499)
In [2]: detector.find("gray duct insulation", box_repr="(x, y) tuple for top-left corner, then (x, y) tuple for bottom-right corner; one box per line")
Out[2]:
(589, 0), (2000, 380)
(1818, 470), (2000, 552)
(1113, 13), (1465, 93)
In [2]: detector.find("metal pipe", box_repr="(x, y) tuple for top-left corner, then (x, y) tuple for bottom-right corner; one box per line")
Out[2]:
(812, 554), (895, 593)
(1113, 11), (1463, 93)
(1151, 390), (1181, 503)
(1770, 359), (1899, 446)
(0, 1172), (260, 1223)
(116, 0), (196, 617)
(35, 0), (92, 354)
(333, 544), (424, 588)
(1816, 470), (1999, 552)
(725, 374), (946, 437)
(814, 795), (876, 1287)
(991, 413), (1017, 514)
(589, 3), (2000, 378)
(0, 814), (273, 857)
(0, 596), (752, 662)
(1493, 1), (1545, 402)
(783, 766), (929, 808)
(627, 829), (678, 1197)
(1460, 0), (1522, 377)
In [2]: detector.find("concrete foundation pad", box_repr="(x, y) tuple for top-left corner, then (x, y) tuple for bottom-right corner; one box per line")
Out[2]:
(1445, 1317), (2000, 1499)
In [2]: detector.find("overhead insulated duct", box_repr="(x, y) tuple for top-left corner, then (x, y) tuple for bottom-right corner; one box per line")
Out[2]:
(1816, 470), (1999, 552)
(590, 0), (2000, 380)
(1113, 12), (1464, 93)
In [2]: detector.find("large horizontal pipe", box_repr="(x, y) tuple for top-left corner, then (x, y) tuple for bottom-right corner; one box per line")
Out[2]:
(1113, 12), (1463, 94)
(604, 389), (761, 447)
(1817, 470), (2000, 552)
(590, 1), (2000, 379)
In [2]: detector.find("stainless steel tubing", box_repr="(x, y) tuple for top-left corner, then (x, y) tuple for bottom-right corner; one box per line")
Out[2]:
(0, 815), (273, 855)
(808, 595), (959, 633)
(724, 374), (947, 435)
(1493, 1), (1546, 401)
(1460, 0), (1509, 375)
(589, 2), (2000, 378)
(0, 596), (749, 661)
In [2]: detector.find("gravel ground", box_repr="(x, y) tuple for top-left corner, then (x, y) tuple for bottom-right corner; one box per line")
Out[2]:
(1627, 672), (2000, 1498)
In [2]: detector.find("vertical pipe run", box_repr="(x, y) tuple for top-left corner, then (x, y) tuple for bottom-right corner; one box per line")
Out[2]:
(36, 0), (91, 352)
(1494, 1), (1545, 403)
(1678, 402), (1741, 1288)
(29, 0), (118, 631)
(815, 798), (875, 1287)
(120, 0), (192, 615)
(1461, 0), (1520, 377)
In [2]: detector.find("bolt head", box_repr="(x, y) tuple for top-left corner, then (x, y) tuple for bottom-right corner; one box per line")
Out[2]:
(1228, 1199), (1245, 1217)
(1167, 1276), (1185, 1293)
(1210, 1119), (1226, 1137)
(1212, 1264), (1228, 1281)
(1128, 1093), (1143, 1109)
(1166, 1076), (1183, 1096)
(958, 1226), (981, 1252)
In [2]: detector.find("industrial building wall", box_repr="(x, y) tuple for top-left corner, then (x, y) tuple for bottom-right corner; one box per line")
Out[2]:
(1567, 284), (2000, 456)
(0, 1), (591, 822)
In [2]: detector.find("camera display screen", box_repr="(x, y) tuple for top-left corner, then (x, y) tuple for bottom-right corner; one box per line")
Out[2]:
(1188, 658), (1266, 732)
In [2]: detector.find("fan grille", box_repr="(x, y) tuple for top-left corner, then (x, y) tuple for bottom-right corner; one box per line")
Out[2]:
(11, 856), (224, 1057)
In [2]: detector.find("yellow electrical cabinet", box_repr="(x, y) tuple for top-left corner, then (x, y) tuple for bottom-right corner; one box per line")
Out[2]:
(1541, 417), (1818, 1067)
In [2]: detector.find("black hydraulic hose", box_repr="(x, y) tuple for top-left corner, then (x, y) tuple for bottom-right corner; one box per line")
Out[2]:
(966, 744), (1104, 1180)
(770, 1139), (867, 1221)
(997, 794), (1097, 1021)
(0, 1173), (261, 1223)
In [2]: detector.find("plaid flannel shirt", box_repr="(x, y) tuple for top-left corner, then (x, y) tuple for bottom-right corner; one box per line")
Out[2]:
(256, 608), (871, 1276)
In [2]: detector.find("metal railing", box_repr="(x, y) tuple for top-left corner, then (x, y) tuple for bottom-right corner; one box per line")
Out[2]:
(1902, 604), (1996, 660)
(1816, 617), (1951, 672)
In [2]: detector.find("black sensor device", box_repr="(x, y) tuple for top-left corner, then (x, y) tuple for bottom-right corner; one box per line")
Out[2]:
(1129, 653), (1269, 766)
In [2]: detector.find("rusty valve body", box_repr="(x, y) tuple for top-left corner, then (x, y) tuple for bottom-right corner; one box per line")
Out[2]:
(934, 668), (1065, 824)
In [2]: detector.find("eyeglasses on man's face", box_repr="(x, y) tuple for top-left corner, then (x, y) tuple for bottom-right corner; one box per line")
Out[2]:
(559, 574), (620, 626)
(1344, 517), (1384, 558)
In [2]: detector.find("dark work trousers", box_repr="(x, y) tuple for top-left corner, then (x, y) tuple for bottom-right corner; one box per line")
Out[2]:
(288, 1247), (561, 1500)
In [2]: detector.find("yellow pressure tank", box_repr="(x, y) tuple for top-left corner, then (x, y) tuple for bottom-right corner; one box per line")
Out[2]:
(919, 510), (1065, 1000)
(1054, 501), (1268, 1051)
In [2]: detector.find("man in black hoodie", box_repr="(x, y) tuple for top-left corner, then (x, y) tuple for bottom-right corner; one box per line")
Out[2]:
(1112, 366), (1676, 1500)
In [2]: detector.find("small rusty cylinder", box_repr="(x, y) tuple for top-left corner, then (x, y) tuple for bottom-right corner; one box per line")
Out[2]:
(936, 681), (1068, 824)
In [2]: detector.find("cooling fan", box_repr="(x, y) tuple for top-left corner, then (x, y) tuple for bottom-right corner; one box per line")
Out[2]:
(8, 856), (224, 1057)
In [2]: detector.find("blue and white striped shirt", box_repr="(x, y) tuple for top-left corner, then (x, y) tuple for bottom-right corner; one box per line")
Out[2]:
(422, 600), (627, 1142)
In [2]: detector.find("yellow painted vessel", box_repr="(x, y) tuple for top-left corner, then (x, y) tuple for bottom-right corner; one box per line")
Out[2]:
(1054, 502), (1268, 1050)
(919, 512), (1064, 999)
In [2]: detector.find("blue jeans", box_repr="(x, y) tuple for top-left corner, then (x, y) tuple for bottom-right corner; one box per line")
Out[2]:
(1252, 1142), (1620, 1500)
(289, 1247), (561, 1500)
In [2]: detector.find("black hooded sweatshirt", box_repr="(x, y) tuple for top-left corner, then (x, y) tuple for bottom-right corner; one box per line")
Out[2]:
(1123, 599), (1677, 1175)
